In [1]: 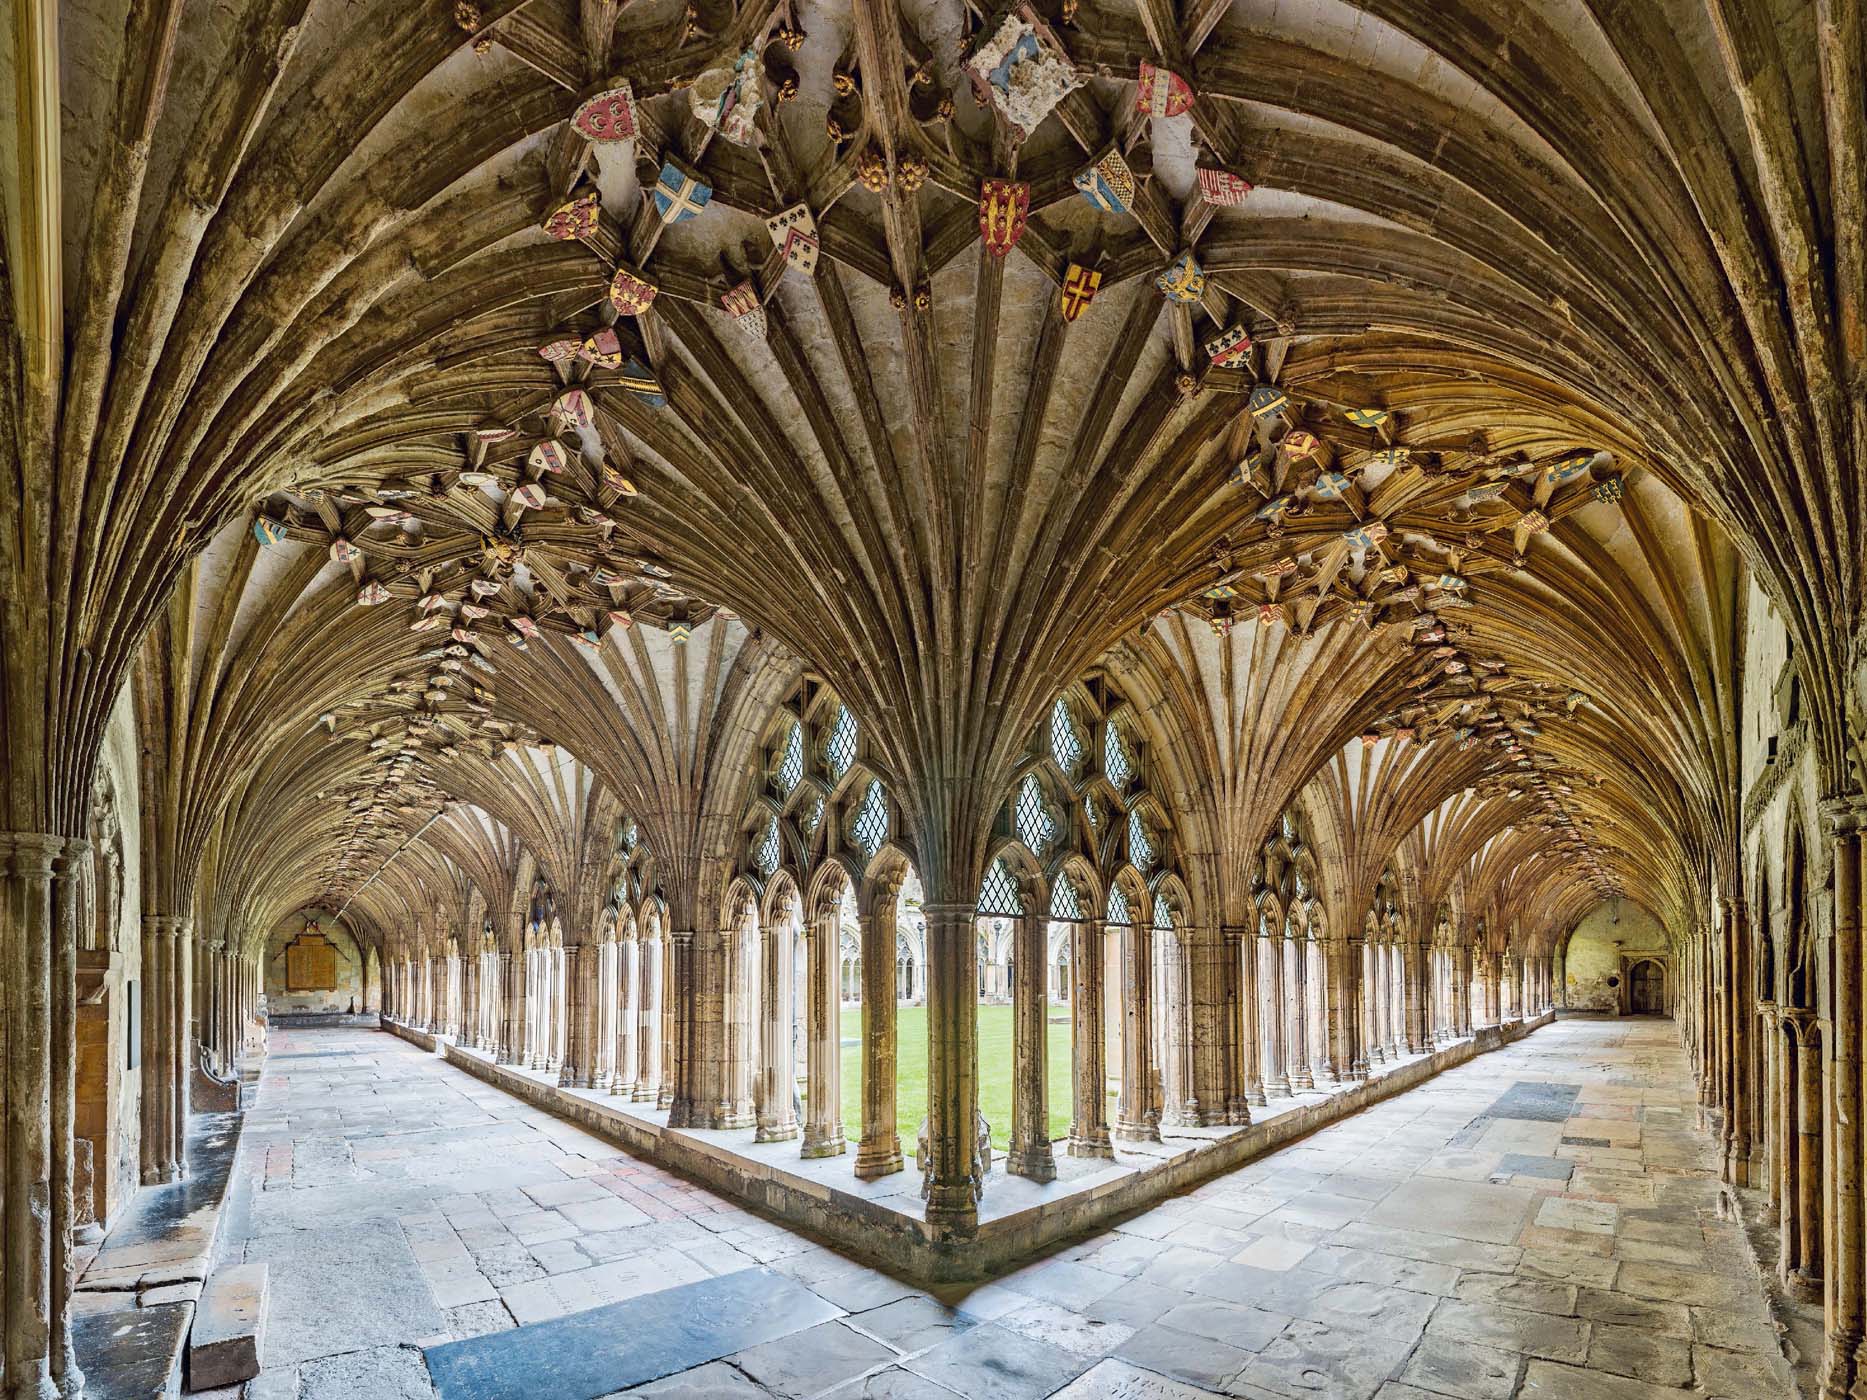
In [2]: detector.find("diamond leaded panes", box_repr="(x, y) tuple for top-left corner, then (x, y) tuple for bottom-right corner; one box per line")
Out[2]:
(1106, 885), (1131, 926)
(776, 721), (803, 794)
(825, 705), (857, 779)
(1128, 807), (1155, 870)
(1050, 878), (1082, 922)
(753, 817), (780, 878)
(1015, 774), (1057, 855)
(978, 857), (1023, 916)
(852, 779), (887, 856)
(1050, 698), (1085, 773)
(1153, 893), (1174, 931)
(1104, 720), (1134, 789)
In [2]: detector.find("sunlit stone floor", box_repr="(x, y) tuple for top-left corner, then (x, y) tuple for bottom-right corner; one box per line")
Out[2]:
(201, 1018), (1795, 1400)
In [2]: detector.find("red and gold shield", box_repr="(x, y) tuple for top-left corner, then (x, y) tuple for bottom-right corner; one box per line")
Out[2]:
(1060, 263), (1101, 321)
(1196, 167), (1254, 206)
(608, 264), (659, 316)
(978, 179), (1029, 256)
(542, 192), (599, 241)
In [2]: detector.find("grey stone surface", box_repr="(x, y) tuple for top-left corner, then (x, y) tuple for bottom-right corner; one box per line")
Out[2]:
(729, 1319), (898, 1398)
(903, 1322), (1087, 1399)
(1049, 1358), (1230, 1398)
(298, 1344), (437, 1399)
(620, 1360), (772, 1397)
(248, 1218), (445, 1367)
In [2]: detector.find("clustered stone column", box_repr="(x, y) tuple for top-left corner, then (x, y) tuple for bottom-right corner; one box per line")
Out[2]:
(1066, 914), (1113, 1155)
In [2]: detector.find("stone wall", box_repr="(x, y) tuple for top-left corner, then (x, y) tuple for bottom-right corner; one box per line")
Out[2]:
(1563, 897), (1668, 1012)
(264, 910), (367, 1015)
(77, 683), (144, 1232)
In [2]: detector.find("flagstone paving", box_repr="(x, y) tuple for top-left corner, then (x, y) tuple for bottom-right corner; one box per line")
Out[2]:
(208, 1017), (1794, 1399)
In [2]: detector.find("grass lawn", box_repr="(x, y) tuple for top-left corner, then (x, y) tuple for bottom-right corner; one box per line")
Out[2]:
(836, 1002), (1074, 1153)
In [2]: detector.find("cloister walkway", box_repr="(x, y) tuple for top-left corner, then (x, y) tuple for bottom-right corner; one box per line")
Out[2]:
(212, 1018), (1793, 1400)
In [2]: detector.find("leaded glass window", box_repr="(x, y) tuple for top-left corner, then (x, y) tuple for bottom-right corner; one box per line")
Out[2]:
(1015, 774), (1057, 855)
(1104, 720), (1134, 789)
(753, 817), (780, 878)
(776, 721), (803, 794)
(852, 779), (887, 856)
(1153, 893), (1174, 931)
(1106, 885), (1132, 926)
(978, 857), (1023, 916)
(825, 705), (857, 779)
(1051, 698), (1085, 773)
(1050, 878), (1082, 922)
(1128, 808), (1155, 870)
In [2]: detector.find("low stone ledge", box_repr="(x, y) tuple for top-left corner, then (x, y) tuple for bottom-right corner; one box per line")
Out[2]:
(187, 1261), (268, 1389)
(383, 1010), (1553, 1282)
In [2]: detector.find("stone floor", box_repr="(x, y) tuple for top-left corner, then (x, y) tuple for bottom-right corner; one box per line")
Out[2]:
(200, 1017), (1796, 1400)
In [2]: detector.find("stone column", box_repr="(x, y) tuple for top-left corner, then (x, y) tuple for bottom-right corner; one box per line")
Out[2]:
(635, 938), (662, 1102)
(664, 931), (699, 1124)
(140, 915), (186, 1183)
(657, 936), (678, 1109)
(1114, 917), (1159, 1140)
(1457, 945), (1474, 1034)
(755, 917), (797, 1141)
(612, 940), (637, 1095)
(462, 953), (479, 1047)
(1, 833), (71, 1400)
(1007, 909), (1054, 1181)
(49, 841), (85, 1397)
(1232, 925), (1264, 1108)
(1724, 899), (1752, 1184)
(1782, 1009), (1822, 1296)
(1823, 801), (1865, 1396)
(1362, 943), (1383, 1067)
(800, 906), (844, 1156)
(1402, 942), (1426, 1053)
(720, 921), (758, 1129)
(922, 899), (983, 1230)
(1481, 950), (1500, 1027)
(1337, 939), (1366, 1080)
(1286, 934), (1312, 1090)
(558, 945), (598, 1088)
(1067, 917), (1113, 1156)
(1261, 929), (1288, 1095)
(496, 951), (518, 1061)
(856, 895), (902, 1178)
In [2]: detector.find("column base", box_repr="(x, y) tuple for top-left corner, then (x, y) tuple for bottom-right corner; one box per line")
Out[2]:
(1244, 1083), (1267, 1107)
(923, 1188), (979, 1237)
(1291, 1071), (1315, 1091)
(9, 1365), (59, 1400)
(1006, 1145), (1056, 1183)
(1722, 1141), (1752, 1187)
(1821, 1329), (1862, 1398)
(800, 1132), (846, 1159)
(557, 1068), (597, 1089)
(716, 1109), (757, 1130)
(631, 1085), (659, 1102)
(656, 1089), (674, 1109)
(141, 1163), (185, 1186)
(1263, 1075), (1291, 1098)
(1066, 1130), (1114, 1159)
(1786, 1267), (1822, 1302)
(1226, 1096), (1252, 1126)
(755, 1123), (800, 1144)
(1112, 1119), (1160, 1144)
(854, 1137), (903, 1178)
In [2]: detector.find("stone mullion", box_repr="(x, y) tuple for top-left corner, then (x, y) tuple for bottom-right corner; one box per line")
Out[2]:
(140, 916), (185, 1184)
(635, 938), (662, 1102)
(1114, 917), (1159, 1140)
(723, 922), (758, 1129)
(921, 900), (983, 1229)
(1067, 917), (1113, 1156)
(1006, 908), (1053, 1181)
(755, 917), (798, 1141)
(800, 907), (844, 1157)
(657, 936), (677, 1110)
(1338, 939), (1365, 1081)
(665, 931), (703, 1125)
(855, 891), (902, 1179)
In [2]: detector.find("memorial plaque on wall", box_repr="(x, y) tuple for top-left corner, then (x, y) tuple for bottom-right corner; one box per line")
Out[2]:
(286, 932), (338, 991)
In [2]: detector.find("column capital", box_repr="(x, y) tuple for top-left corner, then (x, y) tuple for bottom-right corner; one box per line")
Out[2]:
(0, 830), (68, 877)
(1820, 794), (1867, 835)
(143, 914), (189, 939)
(919, 901), (977, 918)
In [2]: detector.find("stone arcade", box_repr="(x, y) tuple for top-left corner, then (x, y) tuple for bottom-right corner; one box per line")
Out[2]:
(0, 0), (1859, 1396)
